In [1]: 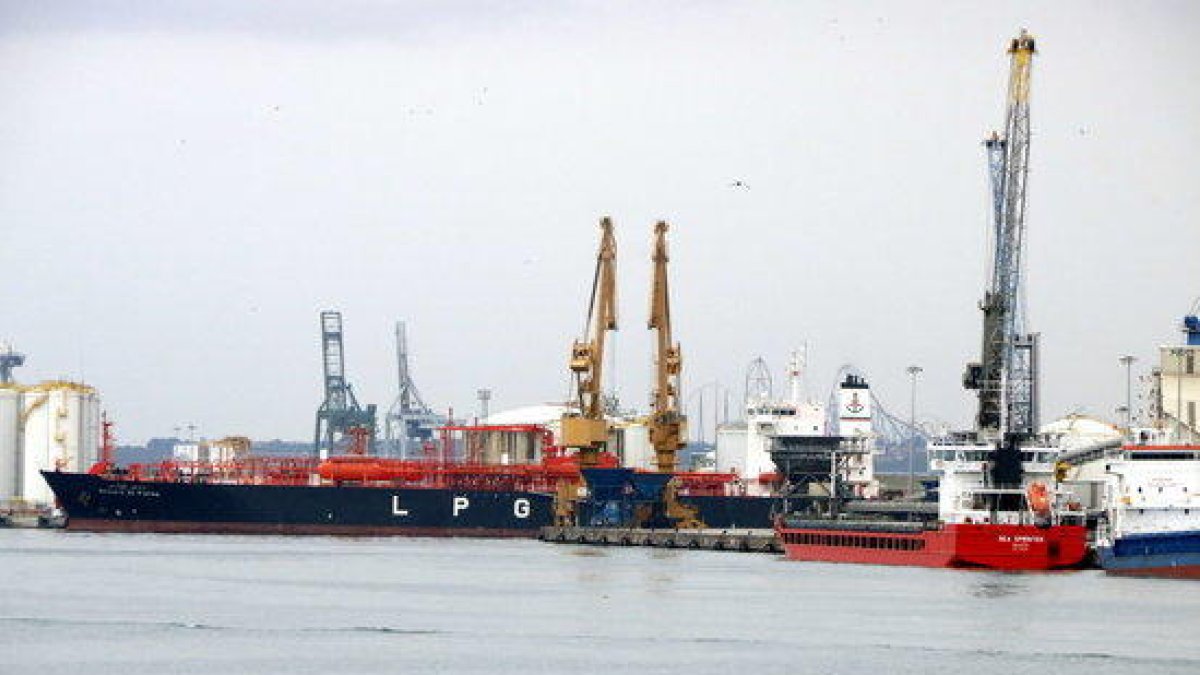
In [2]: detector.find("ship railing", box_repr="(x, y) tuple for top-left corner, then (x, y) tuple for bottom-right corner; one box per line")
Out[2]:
(317, 457), (588, 493)
(673, 471), (740, 496)
(949, 486), (1085, 527)
(107, 457), (321, 486)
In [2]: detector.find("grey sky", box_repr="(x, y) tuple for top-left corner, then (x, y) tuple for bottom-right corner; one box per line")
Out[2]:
(1, 2), (1197, 444)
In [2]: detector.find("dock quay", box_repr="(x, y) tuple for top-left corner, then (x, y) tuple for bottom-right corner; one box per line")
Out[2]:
(540, 526), (781, 553)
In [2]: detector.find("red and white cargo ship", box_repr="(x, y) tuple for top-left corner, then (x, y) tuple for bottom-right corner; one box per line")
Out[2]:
(775, 434), (1088, 570)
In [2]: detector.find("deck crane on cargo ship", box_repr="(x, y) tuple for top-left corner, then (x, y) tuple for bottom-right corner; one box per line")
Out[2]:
(560, 217), (618, 470)
(962, 30), (1040, 488)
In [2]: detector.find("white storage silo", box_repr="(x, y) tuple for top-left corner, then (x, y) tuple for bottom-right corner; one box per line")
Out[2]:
(20, 382), (100, 506)
(0, 386), (20, 501)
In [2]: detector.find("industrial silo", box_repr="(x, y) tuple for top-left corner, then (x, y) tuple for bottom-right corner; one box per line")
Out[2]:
(20, 382), (100, 506)
(0, 385), (20, 501)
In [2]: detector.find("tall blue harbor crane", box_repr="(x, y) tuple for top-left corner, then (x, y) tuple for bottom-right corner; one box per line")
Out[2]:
(959, 30), (1041, 491)
(963, 30), (1040, 441)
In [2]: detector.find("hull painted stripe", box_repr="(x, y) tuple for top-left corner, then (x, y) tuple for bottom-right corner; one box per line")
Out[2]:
(65, 518), (539, 538)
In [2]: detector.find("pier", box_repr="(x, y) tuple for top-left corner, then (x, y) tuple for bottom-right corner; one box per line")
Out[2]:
(540, 526), (781, 553)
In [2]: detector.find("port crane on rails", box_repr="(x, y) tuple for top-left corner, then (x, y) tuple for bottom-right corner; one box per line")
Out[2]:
(961, 30), (1040, 486)
(648, 221), (684, 474)
(646, 221), (705, 528)
(560, 217), (619, 469)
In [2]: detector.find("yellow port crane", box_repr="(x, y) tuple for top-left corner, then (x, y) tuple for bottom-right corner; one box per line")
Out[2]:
(647, 221), (704, 529)
(560, 217), (618, 468)
(647, 221), (684, 473)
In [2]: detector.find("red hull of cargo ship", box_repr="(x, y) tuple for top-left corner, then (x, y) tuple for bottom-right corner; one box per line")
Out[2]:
(775, 523), (1088, 570)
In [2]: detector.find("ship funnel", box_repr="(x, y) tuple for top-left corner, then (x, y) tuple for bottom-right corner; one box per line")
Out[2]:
(838, 375), (872, 437)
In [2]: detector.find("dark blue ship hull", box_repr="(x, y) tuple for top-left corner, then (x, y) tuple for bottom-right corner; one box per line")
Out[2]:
(41, 471), (554, 537)
(42, 470), (782, 537)
(1096, 530), (1200, 579)
(578, 468), (781, 529)
(682, 495), (782, 529)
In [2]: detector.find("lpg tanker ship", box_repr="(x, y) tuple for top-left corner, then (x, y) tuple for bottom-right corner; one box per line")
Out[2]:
(42, 425), (580, 537)
(40, 420), (788, 536)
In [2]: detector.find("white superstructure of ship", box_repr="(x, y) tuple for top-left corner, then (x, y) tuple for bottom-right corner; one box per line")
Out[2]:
(715, 350), (877, 497)
(927, 432), (1078, 527)
(1093, 311), (1200, 577)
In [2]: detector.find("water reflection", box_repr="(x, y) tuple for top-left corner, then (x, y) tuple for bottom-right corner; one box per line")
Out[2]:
(565, 547), (607, 558)
(970, 574), (1029, 599)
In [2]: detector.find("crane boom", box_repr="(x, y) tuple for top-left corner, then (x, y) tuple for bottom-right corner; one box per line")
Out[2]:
(965, 30), (1039, 438)
(561, 217), (618, 468)
(648, 221), (684, 472)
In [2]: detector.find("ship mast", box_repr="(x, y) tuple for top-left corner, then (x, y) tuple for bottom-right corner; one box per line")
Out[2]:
(965, 29), (1039, 442)
(561, 218), (618, 468)
(648, 221), (684, 473)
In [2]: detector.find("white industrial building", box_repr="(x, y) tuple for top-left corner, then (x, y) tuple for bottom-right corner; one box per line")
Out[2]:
(481, 403), (656, 468)
(1155, 343), (1199, 441)
(0, 380), (101, 508)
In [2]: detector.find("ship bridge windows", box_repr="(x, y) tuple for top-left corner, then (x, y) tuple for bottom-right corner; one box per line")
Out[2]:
(970, 492), (1026, 512)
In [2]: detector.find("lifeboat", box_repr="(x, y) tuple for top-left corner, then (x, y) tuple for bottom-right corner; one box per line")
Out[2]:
(1026, 481), (1052, 515)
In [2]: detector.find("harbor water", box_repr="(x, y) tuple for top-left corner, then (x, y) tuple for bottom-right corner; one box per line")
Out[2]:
(1, 529), (1198, 674)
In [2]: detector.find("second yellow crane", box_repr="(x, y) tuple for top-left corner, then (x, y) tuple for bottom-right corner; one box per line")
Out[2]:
(647, 221), (684, 473)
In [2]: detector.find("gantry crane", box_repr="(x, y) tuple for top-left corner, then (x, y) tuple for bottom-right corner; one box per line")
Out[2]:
(314, 311), (377, 458)
(963, 29), (1040, 442)
(384, 321), (442, 458)
(647, 221), (684, 473)
(560, 217), (618, 468)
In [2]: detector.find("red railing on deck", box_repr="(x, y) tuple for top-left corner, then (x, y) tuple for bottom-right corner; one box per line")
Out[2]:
(90, 453), (617, 493)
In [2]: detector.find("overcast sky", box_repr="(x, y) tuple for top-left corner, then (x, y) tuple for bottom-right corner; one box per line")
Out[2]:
(1, 2), (1197, 444)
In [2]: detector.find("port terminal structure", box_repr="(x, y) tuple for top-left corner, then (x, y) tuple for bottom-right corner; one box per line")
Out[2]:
(384, 321), (443, 458)
(313, 311), (377, 459)
(540, 526), (781, 554)
(0, 344), (102, 508)
(559, 217), (619, 470)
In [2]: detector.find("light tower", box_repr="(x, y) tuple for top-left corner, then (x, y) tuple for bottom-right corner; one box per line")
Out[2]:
(906, 365), (923, 495)
(477, 388), (492, 422)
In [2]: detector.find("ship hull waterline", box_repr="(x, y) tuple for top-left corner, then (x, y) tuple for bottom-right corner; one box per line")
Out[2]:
(1096, 531), (1200, 579)
(42, 470), (555, 538)
(776, 522), (1089, 571)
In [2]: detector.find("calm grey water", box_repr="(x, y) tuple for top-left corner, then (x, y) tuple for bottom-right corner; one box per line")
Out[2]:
(1, 529), (1197, 675)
